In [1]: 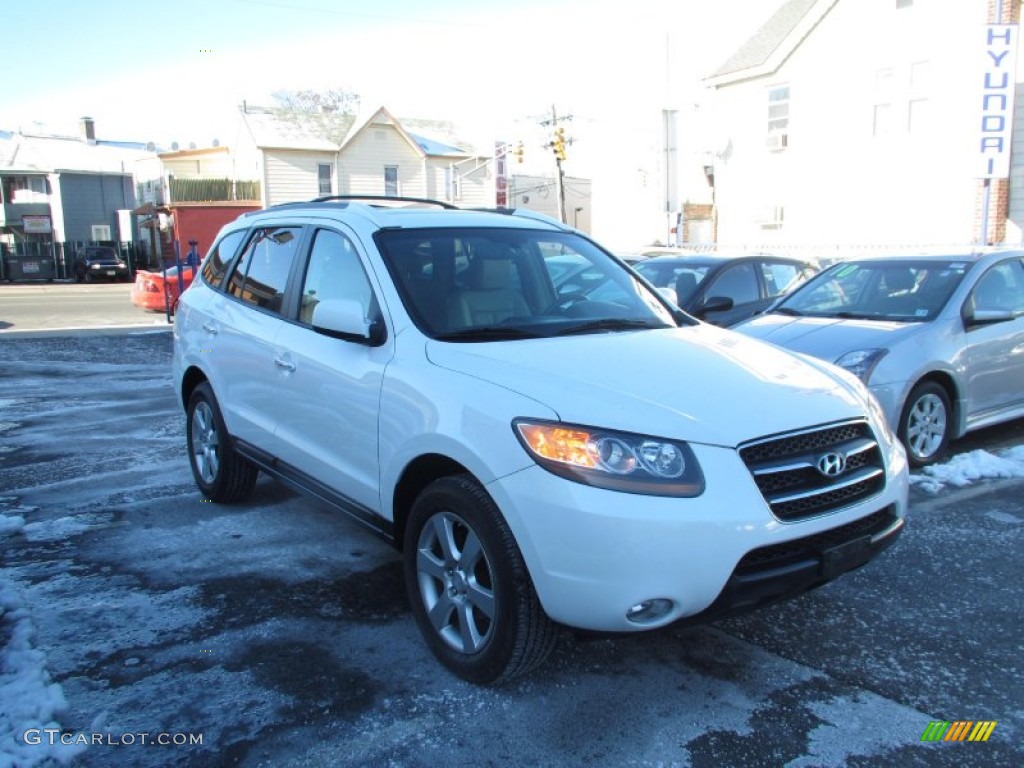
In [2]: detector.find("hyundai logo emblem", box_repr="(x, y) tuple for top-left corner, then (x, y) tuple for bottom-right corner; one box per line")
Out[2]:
(816, 451), (847, 477)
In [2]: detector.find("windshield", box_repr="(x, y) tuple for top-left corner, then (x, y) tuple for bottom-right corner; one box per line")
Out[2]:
(375, 228), (679, 341)
(774, 259), (970, 321)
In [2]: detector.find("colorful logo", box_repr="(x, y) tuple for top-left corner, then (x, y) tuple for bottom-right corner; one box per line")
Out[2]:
(921, 721), (997, 742)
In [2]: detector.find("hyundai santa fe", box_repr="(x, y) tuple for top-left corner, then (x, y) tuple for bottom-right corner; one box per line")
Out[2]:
(172, 196), (909, 683)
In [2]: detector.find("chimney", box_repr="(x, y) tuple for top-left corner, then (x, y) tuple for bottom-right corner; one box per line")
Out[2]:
(80, 116), (96, 143)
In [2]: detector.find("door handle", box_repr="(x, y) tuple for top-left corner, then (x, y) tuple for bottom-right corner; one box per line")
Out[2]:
(274, 357), (296, 372)
(202, 322), (218, 335)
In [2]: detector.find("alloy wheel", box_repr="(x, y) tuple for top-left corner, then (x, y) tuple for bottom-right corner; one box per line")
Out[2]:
(415, 510), (497, 654)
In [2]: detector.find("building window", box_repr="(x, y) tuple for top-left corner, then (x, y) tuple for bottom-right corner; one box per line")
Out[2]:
(873, 68), (895, 137)
(318, 163), (333, 196)
(908, 60), (930, 133)
(873, 61), (930, 137)
(384, 166), (398, 197)
(766, 86), (789, 151)
(444, 167), (462, 201)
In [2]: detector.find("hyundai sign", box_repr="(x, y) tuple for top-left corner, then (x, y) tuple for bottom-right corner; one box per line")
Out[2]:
(979, 24), (1019, 179)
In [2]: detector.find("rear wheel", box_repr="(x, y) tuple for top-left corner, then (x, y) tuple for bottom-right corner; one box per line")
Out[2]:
(186, 382), (258, 501)
(403, 475), (558, 684)
(899, 381), (951, 467)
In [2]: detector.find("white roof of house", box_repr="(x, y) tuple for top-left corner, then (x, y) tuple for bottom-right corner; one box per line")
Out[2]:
(240, 106), (357, 151)
(239, 104), (480, 158)
(0, 130), (154, 175)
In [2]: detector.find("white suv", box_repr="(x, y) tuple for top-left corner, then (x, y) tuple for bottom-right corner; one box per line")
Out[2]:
(173, 197), (909, 683)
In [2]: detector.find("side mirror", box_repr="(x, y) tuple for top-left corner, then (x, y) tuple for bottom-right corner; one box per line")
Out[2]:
(696, 295), (734, 318)
(311, 299), (385, 345)
(964, 308), (1016, 328)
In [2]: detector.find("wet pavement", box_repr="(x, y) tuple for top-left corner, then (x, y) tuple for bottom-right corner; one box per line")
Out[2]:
(0, 332), (1021, 767)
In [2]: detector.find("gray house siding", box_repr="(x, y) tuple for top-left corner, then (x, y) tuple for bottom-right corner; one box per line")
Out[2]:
(58, 173), (136, 241)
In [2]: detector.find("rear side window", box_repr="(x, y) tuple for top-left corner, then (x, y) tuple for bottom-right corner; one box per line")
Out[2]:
(226, 227), (302, 314)
(201, 230), (247, 290)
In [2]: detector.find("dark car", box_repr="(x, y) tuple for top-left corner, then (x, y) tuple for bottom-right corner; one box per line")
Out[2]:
(74, 246), (131, 283)
(633, 252), (818, 327)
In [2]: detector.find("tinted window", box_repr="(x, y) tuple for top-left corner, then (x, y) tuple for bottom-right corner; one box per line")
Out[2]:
(375, 227), (676, 339)
(201, 229), (247, 290)
(705, 263), (759, 305)
(300, 229), (374, 325)
(227, 227), (301, 314)
(970, 260), (1024, 313)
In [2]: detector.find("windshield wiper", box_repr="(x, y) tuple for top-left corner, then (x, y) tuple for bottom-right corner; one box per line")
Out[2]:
(552, 318), (663, 336)
(434, 326), (545, 342)
(771, 307), (804, 316)
(832, 311), (878, 320)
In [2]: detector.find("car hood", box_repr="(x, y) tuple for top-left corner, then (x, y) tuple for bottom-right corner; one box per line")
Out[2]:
(426, 325), (867, 447)
(735, 313), (921, 361)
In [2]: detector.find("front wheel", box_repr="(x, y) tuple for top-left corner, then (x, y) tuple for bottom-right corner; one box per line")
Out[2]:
(899, 381), (951, 467)
(186, 382), (258, 501)
(403, 475), (558, 684)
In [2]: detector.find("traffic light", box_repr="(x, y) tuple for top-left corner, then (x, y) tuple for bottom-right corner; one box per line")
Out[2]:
(511, 141), (524, 163)
(552, 127), (566, 162)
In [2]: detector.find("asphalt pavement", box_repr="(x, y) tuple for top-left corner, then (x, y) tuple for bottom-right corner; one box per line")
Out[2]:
(0, 282), (172, 336)
(0, 331), (1021, 767)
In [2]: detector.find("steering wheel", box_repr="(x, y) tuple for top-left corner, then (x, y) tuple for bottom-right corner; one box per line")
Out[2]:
(545, 291), (589, 314)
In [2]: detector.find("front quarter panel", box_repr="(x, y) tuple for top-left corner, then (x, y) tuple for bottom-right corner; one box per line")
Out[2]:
(377, 337), (558, 524)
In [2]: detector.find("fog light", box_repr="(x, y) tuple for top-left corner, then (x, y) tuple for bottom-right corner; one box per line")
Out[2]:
(625, 598), (674, 625)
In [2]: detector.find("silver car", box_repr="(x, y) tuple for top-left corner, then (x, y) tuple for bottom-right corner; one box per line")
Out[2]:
(733, 250), (1024, 466)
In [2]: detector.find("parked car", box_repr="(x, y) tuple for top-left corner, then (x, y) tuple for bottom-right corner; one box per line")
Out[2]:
(131, 265), (196, 312)
(733, 250), (1024, 466)
(633, 253), (818, 326)
(173, 197), (908, 683)
(74, 245), (130, 283)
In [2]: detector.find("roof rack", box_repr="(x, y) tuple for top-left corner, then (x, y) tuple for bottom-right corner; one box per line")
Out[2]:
(310, 195), (458, 209)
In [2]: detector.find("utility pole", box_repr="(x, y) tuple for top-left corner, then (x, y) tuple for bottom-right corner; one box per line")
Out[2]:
(543, 105), (572, 223)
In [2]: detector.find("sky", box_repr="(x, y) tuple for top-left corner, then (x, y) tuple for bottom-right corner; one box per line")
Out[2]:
(0, 0), (771, 155)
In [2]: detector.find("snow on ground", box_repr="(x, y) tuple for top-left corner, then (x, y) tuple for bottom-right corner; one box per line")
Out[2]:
(0, 578), (84, 767)
(909, 445), (1024, 494)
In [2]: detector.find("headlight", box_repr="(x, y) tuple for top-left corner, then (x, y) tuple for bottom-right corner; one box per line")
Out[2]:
(513, 419), (704, 497)
(834, 348), (887, 383)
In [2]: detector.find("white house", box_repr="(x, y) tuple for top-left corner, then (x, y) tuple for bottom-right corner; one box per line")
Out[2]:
(703, 0), (1020, 250)
(235, 105), (493, 208)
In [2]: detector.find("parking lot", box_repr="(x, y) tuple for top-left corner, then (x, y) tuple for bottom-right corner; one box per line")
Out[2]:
(1, 329), (1022, 767)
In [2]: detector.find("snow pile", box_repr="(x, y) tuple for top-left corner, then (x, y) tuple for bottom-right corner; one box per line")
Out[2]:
(0, 582), (84, 766)
(0, 515), (24, 536)
(910, 446), (1024, 494)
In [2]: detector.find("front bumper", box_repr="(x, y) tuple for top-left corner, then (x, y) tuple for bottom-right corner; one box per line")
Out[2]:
(487, 438), (909, 632)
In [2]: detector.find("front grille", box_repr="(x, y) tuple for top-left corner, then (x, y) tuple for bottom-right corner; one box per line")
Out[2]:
(739, 420), (886, 522)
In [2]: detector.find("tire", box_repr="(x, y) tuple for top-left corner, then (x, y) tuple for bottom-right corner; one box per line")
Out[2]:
(899, 381), (952, 467)
(186, 382), (258, 502)
(403, 475), (559, 684)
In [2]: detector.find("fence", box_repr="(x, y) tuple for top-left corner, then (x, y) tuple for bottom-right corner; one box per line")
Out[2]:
(0, 241), (144, 282)
(167, 177), (261, 203)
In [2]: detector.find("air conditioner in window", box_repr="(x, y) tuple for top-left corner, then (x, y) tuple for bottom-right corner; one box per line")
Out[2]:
(765, 132), (788, 151)
(756, 205), (785, 228)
